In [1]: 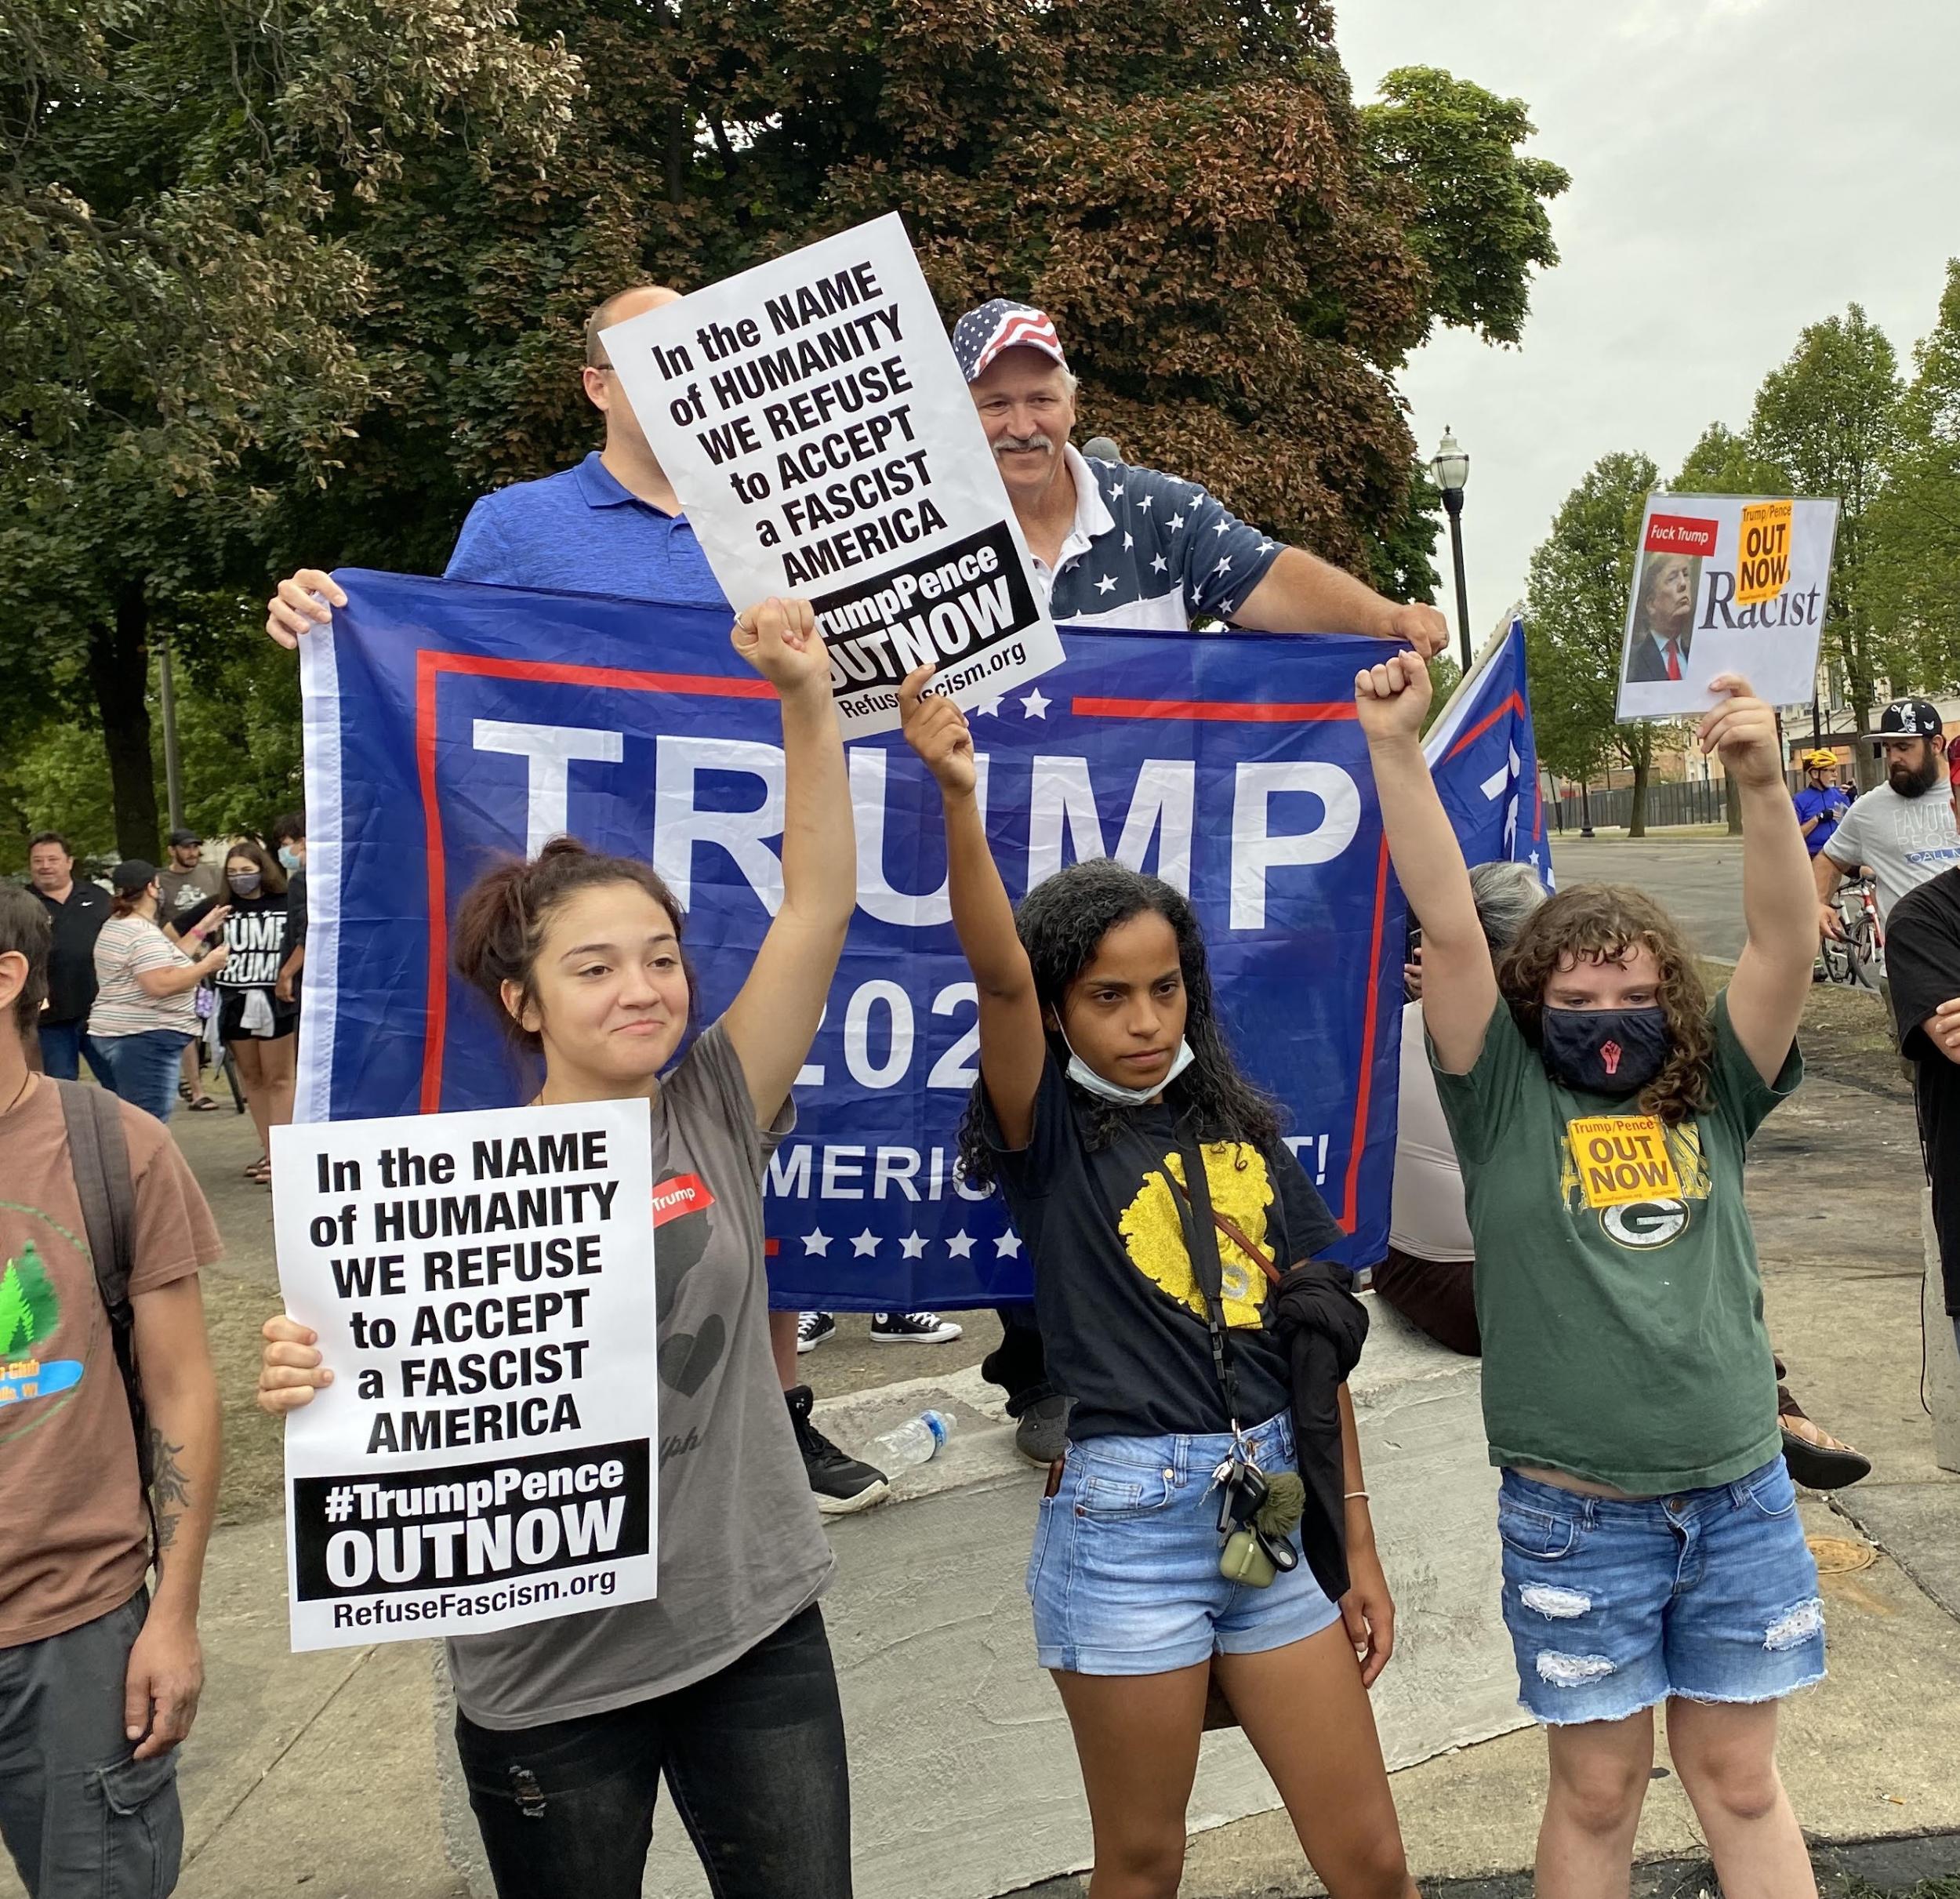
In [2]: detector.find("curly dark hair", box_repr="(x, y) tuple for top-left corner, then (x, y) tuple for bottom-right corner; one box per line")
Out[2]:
(451, 837), (699, 1055)
(956, 859), (1283, 1191)
(1497, 882), (1713, 1125)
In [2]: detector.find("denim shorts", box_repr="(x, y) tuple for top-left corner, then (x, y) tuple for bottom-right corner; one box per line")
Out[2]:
(1027, 1409), (1343, 1676)
(1497, 1458), (1826, 1726)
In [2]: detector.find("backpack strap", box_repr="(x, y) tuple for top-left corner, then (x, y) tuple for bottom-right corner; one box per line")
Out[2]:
(54, 1081), (156, 1554)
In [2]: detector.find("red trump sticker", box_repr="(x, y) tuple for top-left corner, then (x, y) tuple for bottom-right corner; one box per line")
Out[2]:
(1644, 513), (1719, 558)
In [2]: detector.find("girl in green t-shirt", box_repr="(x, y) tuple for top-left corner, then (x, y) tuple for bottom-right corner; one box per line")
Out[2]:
(1359, 652), (1824, 1899)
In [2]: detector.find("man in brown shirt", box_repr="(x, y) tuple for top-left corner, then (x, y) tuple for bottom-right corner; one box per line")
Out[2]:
(0, 885), (223, 1898)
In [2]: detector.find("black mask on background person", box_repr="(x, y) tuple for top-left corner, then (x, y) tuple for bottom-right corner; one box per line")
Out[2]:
(228, 870), (261, 896)
(1539, 1006), (1669, 1098)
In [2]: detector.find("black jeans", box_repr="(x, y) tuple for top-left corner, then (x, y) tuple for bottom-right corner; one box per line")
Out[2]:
(455, 1604), (851, 1899)
(982, 1302), (1058, 1417)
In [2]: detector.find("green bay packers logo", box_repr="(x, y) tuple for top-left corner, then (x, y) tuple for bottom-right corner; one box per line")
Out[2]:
(1601, 1199), (1689, 1249)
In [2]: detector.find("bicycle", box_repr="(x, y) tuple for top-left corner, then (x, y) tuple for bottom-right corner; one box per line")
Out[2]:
(1820, 873), (1883, 991)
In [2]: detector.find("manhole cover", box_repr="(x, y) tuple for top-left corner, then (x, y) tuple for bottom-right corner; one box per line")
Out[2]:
(1807, 1534), (1875, 1574)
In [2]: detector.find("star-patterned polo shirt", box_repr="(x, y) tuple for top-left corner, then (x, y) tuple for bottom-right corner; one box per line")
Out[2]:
(1035, 445), (1285, 630)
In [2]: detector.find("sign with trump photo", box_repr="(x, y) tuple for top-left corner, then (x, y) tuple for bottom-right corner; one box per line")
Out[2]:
(1616, 493), (1839, 721)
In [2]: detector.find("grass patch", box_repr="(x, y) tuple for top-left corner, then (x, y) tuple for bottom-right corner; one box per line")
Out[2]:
(1846, 1881), (1960, 1898)
(1698, 959), (1907, 1102)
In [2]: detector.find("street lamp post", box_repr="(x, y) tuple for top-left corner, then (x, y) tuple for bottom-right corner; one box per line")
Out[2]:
(156, 626), (186, 835)
(1429, 428), (1472, 674)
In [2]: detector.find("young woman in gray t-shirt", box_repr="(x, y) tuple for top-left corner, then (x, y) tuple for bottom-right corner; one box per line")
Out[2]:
(258, 598), (859, 1899)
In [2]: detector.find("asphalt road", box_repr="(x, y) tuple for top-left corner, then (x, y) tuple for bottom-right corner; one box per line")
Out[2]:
(1549, 832), (1751, 959)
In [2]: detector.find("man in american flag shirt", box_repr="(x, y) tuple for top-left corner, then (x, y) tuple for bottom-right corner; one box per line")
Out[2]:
(952, 299), (1448, 1461)
(951, 297), (1449, 652)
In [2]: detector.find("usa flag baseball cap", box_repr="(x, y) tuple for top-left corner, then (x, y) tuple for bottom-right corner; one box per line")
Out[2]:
(951, 299), (1069, 382)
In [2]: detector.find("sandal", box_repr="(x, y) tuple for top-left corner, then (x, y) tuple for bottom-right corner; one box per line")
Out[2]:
(245, 1157), (272, 1184)
(1778, 1384), (1871, 1491)
(186, 1094), (220, 1113)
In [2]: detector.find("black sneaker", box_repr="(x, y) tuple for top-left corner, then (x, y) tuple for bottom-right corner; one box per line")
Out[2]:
(797, 1311), (837, 1354)
(869, 1310), (964, 1345)
(786, 1385), (889, 1515)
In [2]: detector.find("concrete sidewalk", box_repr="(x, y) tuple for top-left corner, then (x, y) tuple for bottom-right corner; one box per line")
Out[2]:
(9, 1053), (1960, 1897)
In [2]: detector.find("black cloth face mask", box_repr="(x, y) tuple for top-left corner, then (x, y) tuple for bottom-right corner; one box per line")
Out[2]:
(1539, 1005), (1669, 1098)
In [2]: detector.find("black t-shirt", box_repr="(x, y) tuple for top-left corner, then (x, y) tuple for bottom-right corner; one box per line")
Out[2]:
(179, 891), (297, 1038)
(985, 1052), (1344, 1440)
(34, 883), (113, 1023)
(1885, 867), (1960, 1314)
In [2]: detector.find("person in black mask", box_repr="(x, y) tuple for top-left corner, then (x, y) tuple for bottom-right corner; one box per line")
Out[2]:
(1359, 656), (1827, 1899)
(175, 840), (295, 1183)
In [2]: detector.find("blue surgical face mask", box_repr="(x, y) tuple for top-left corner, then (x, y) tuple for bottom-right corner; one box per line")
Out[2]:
(1538, 1006), (1669, 1098)
(277, 846), (300, 873)
(1062, 1033), (1197, 1107)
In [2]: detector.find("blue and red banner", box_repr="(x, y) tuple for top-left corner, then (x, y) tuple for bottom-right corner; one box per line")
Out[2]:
(300, 571), (1416, 1310)
(1423, 612), (1554, 889)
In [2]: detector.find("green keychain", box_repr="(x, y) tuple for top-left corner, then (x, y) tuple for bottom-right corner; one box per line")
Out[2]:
(1218, 1471), (1306, 1589)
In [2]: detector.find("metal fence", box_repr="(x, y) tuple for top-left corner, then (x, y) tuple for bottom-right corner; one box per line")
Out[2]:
(1548, 777), (1730, 833)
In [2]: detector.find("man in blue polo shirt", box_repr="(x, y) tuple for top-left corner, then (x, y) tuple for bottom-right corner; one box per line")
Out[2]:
(265, 284), (913, 1515)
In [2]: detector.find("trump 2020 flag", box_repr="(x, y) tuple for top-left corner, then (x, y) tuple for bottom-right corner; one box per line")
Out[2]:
(1423, 611), (1554, 888)
(298, 572), (1409, 1312)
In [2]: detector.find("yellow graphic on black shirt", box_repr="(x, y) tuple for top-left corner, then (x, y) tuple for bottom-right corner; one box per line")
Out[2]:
(1117, 1144), (1275, 1327)
(1558, 1117), (1708, 1215)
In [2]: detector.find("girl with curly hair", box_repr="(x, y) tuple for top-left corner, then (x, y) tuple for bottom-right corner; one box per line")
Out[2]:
(1357, 652), (1822, 1899)
(901, 670), (1415, 1899)
(257, 601), (863, 1899)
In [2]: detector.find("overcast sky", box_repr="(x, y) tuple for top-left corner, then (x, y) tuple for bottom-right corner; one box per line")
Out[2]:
(1334, 0), (1960, 646)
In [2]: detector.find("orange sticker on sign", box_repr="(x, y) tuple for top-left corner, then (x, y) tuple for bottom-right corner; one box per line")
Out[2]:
(1735, 499), (1795, 607)
(1565, 1116), (1682, 1208)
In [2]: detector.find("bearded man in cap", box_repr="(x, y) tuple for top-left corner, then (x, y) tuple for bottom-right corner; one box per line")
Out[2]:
(1817, 699), (1960, 938)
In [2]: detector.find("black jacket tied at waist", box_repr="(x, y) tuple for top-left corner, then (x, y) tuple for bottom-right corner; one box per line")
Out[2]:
(1272, 1261), (1370, 1603)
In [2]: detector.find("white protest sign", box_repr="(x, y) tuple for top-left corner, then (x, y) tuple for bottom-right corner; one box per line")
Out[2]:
(1617, 492), (1841, 721)
(270, 1101), (657, 1650)
(602, 212), (1065, 736)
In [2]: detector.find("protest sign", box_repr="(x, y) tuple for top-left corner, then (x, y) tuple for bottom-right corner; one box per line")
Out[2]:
(1617, 492), (1840, 721)
(270, 1099), (658, 1650)
(601, 214), (1064, 735)
(297, 572), (1412, 1308)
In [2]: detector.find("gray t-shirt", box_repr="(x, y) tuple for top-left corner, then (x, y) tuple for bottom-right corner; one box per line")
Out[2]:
(448, 1021), (833, 1730)
(1823, 782), (1960, 923)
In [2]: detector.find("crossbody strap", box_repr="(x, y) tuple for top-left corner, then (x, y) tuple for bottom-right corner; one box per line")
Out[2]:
(1152, 1134), (1243, 1431)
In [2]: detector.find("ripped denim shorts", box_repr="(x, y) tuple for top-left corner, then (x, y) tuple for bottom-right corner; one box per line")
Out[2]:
(1497, 1458), (1825, 1726)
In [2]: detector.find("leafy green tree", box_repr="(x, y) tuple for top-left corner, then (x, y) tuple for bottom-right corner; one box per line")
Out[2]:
(5, 0), (1570, 859)
(1359, 67), (1569, 350)
(1867, 260), (1960, 695)
(0, 0), (579, 856)
(1524, 452), (1663, 836)
(1747, 305), (1902, 772)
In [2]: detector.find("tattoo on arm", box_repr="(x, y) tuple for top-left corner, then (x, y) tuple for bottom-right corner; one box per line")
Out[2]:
(147, 1425), (190, 1556)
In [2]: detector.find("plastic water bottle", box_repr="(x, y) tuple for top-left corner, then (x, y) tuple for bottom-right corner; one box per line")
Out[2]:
(870, 1409), (956, 1471)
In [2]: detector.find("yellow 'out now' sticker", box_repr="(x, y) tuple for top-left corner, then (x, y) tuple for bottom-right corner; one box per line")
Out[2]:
(1566, 1115), (1681, 1207)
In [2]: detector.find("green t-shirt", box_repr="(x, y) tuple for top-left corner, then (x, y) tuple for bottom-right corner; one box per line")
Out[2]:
(1431, 991), (1798, 1495)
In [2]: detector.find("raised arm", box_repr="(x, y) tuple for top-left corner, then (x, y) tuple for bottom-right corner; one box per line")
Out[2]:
(899, 666), (1047, 1149)
(720, 597), (855, 1126)
(1705, 677), (1813, 1082)
(1236, 549), (1448, 657)
(1354, 653), (1498, 1073)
